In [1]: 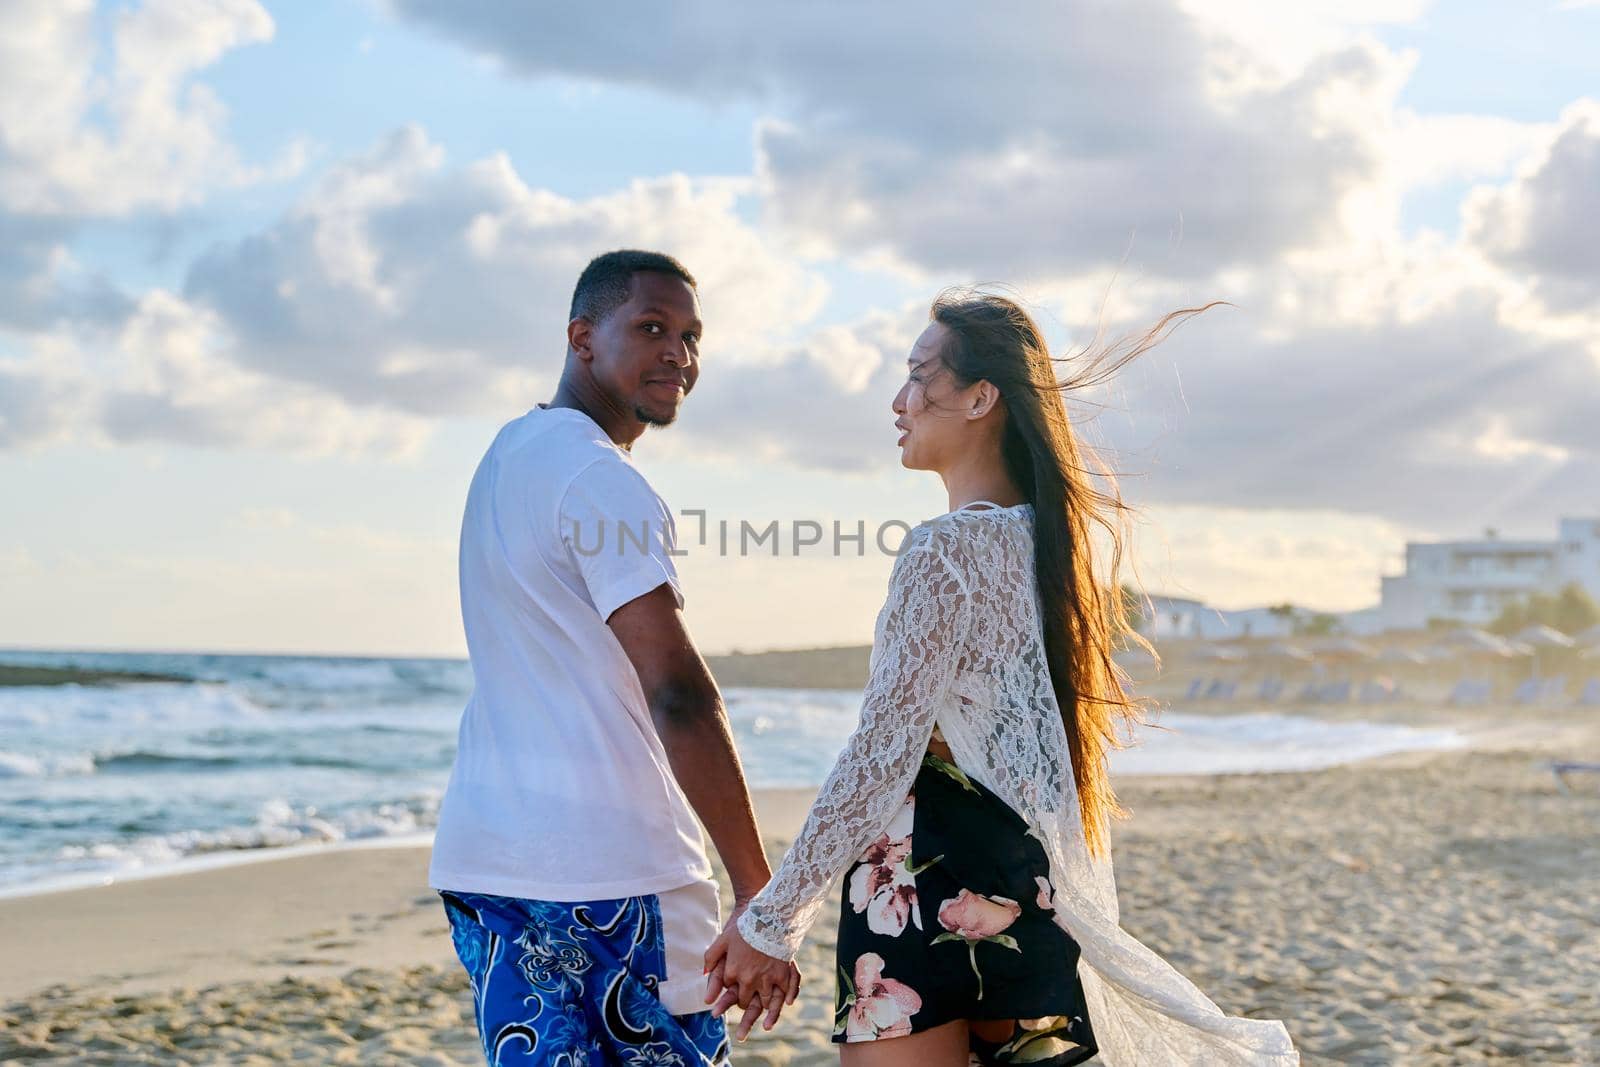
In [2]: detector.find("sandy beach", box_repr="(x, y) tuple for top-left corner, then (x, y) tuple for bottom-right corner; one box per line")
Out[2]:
(2, 701), (1596, 1066)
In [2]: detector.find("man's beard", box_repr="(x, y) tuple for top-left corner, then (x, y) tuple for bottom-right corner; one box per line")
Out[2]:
(634, 404), (677, 428)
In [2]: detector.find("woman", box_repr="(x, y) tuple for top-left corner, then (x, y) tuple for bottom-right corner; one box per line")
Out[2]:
(705, 291), (1299, 1065)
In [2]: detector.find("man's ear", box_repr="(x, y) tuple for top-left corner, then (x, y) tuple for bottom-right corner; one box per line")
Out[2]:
(567, 317), (594, 361)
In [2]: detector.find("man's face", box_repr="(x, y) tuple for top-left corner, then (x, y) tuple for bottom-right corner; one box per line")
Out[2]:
(582, 272), (703, 427)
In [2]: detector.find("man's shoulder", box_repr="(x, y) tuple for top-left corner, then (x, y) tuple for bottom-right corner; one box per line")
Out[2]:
(482, 409), (670, 531)
(495, 408), (632, 479)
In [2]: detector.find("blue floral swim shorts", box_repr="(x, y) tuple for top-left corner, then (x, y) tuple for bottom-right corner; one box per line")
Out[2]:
(441, 885), (730, 1066)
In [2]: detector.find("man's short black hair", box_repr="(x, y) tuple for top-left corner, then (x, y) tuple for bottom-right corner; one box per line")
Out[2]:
(569, 250), (697, 325)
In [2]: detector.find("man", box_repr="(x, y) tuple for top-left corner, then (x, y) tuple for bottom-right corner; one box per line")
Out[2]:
(430, 250), (797, 1065)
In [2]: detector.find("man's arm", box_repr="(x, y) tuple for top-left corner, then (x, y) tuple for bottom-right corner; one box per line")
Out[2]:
(607, 584), (770, 907)
(610, 584), (801, 1036)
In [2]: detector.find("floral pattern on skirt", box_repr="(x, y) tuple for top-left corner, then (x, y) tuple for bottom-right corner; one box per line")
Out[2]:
(833, 753), (1098, 1065)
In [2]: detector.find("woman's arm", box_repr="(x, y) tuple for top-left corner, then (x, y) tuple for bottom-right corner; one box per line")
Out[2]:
(734, 531), (972, 960)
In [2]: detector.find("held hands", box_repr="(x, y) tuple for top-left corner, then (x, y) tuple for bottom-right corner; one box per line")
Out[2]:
(702, 907), (802, 1042)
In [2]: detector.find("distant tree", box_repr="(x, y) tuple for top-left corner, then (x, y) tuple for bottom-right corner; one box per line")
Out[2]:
(1489, 583), (1600, 635)
(1488, 598), (1530, 635)
(1554, 583), (1600, 635)
(1267, 602), (1296, 619)
(1514, 592), (1560, 633)
(1294, 613), (1339, 637)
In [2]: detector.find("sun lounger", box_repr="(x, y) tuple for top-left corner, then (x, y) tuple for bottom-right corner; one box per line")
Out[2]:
(1359, 680), (1399, 704)
(1305, 680), (1350, 703)
(1546, 760), (1600, 794)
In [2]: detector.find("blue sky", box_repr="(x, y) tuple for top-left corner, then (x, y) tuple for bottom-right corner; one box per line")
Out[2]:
(2, 1), (1597, 655)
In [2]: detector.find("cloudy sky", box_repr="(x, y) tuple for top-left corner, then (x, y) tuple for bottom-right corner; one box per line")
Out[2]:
(2, 0), (1597, 656)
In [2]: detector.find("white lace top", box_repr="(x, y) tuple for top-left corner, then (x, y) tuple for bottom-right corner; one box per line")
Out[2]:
(738, 503), (1299, 1065)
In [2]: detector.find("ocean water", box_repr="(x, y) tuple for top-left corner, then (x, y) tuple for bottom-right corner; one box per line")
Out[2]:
(0, 649), (1464, 894)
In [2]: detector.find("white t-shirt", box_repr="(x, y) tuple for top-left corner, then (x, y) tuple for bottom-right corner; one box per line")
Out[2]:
(429, 404), (712, 901)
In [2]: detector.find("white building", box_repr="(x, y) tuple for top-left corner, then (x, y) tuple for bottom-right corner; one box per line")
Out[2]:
(1138, 595), (1302, 640)
(1335, 605), (1387, 637)
(1375, 516), (1600, 631)
(1139, 595), (1207, 639)
(1196, 606), (1300, 641)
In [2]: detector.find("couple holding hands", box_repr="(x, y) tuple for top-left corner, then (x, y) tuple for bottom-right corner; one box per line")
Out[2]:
(429, 250), (1298, 1066)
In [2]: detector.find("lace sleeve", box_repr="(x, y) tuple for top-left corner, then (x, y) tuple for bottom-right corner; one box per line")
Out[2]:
(737, 526), (972, 960)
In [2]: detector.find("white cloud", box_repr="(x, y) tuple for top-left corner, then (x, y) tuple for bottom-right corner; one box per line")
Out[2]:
(4, 531), (462, 656)
(0, 0), (294, 217)
(1134, 503), (1424, 611)
(1386, 112), (1554, 194)
(183, 125), (827, 413)
(1467, 415), (1572, 464)
(0, 543), (42, 578)
(0, 290), (435, 456)
(391, 2), (1420, 279)
(1, 124), (831, 452)
(652, 243), (1600, 535)
(226, 507), (453, 558)
(0, 344), (87, 450)
(0, 215), (133, 330)
(0, 0), (273, 214)
(1466, 100), (1600, 311)
(1178, 0), (1432, 76)
(3, 0), (1592, 549)
(0, 0), (305, 333)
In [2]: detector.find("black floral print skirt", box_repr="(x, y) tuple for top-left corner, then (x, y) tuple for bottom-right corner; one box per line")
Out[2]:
(833, 752), (1098, 1065)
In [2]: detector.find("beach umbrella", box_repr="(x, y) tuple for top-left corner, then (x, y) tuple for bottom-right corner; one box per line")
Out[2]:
(1189, 644), (1246, 663)
(1453, 635), (1525, 695)
(1445, 629), (1519, 658)
(1312, 637), (1376, 660)
(1514, 624), (1575, 679)
(1514, 624), (1576, 649)
(1304, 638), (1374, 683)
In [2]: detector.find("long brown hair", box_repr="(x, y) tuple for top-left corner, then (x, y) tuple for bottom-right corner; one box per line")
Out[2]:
(930, 289), (1217, 858)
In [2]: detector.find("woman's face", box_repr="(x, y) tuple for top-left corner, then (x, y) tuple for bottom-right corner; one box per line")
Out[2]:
(892, 322), (979, 472)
